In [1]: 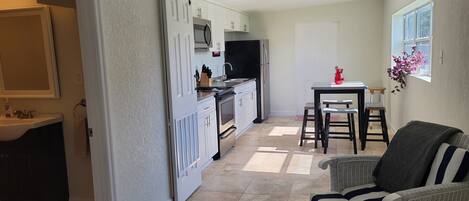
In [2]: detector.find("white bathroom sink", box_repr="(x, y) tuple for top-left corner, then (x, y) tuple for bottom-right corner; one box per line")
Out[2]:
(0, 114), (63, 141)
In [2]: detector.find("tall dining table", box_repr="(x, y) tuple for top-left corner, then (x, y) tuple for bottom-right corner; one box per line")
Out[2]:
(311, 81), (368, 150)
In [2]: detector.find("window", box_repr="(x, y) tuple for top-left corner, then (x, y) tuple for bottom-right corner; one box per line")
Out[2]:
(403, 3), (433, 76)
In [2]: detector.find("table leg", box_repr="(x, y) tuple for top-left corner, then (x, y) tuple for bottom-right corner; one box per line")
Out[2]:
(314, 92), (321, 148)
(358, 90), (366, 150)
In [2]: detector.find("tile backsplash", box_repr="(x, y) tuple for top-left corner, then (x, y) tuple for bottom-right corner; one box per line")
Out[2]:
(194, 50), (225, 78)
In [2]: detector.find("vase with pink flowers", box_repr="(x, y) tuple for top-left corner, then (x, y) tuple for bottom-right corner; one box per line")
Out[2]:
(387, 46), (425, 93)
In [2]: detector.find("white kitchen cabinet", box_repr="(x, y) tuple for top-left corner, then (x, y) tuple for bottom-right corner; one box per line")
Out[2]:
(197, 97), (218, 169)
(192, 0), (209, 19)
(208, 3), (225, 52)
(239, 13), (250, 32)
(224, 8), (240, 32)
(234, 81), (257, 137)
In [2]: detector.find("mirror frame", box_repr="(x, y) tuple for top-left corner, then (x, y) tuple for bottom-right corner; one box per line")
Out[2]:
(0, 6), (60, 99)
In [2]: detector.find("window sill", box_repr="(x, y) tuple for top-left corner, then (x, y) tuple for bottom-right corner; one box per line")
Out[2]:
(410, 74), (431, 82)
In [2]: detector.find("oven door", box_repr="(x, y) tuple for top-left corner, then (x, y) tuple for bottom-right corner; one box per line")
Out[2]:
(193, 18), (212, 49)
(218, 94), (235, 133)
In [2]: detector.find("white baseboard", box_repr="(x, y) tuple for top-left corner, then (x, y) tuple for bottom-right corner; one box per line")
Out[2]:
(270, 110), (297, 117)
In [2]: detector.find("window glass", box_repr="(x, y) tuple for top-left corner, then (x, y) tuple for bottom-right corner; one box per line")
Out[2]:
(417, 4), (432, 38)
(405, 12), (416, 41)
(416, 41), (432, 75)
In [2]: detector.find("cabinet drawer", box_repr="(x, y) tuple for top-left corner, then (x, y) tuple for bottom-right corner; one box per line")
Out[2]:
(234, 80), (256, 94)
(197, 96), (216, 116)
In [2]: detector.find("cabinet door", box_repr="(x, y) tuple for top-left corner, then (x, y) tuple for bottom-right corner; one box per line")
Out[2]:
(224, 9), (240, 31)
(239, 13), (250, 32)
(207, 110), (218, 157)
(192, 0), (209, 19)
(198, 116), (207, 165)
(250, 89), (257, 122)
(208, 3), (225, 52)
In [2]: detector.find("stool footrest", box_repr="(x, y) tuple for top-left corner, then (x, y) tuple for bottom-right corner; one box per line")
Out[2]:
(366, 139), (387, 142)
(329, 125), (350, 128)
(328, 136), (353, 140)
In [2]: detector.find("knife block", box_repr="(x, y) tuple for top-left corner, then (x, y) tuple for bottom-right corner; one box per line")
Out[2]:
(200, 72), (211, 86)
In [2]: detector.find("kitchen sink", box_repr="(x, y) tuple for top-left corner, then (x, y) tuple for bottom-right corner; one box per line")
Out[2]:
(224, 78), (250, 83)
(0, 114), (63, 141)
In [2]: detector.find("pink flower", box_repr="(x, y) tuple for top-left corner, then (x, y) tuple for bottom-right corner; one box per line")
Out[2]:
(387, 46), (425, 93)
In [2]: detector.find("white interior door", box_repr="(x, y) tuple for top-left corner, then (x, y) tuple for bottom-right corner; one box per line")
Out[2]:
(294, 22), (339, 115)
(162, 0), (200, 200)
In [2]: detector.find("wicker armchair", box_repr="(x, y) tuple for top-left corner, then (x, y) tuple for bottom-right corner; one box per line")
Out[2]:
(314, 133), (469, 201)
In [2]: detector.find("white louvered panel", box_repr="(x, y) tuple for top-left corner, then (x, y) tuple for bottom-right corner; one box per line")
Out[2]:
(175, 113), (199, 178)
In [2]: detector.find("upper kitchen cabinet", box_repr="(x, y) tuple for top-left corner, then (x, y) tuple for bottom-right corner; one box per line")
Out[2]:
(223, 8), (249, 32)
(208, 3), (225, 51)
(192, 0), (209, 19)
(224, 8), (239, 32)
(239, 13), (250, 32)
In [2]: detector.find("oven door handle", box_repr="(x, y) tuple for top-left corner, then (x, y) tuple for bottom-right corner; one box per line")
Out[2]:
(220, 127), (236, 139)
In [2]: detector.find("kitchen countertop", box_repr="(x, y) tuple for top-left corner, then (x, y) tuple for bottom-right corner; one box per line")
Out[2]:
(197, 92), (216, 102)
(198, 78), (256, 89)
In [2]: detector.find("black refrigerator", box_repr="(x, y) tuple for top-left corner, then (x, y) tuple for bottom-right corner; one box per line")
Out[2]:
(225, 40), (270, 123)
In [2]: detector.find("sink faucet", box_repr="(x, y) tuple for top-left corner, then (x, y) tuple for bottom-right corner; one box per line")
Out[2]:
(221, 62), (234, 80)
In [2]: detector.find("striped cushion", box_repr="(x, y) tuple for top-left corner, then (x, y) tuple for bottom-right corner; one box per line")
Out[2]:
(311, 184), (389, 201)
(425, 143), (469, 185)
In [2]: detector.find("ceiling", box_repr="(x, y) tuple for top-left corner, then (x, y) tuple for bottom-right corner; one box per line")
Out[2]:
(212, 0), (358, 12)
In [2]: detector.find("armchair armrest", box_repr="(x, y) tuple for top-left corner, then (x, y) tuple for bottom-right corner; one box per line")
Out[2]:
(319, 155), (381, 192)
(383, 182), (469, 201)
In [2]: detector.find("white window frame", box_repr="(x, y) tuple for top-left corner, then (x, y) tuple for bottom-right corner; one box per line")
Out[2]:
(403, 2), (433, 77)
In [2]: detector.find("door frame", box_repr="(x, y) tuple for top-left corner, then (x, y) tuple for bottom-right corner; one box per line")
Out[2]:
(75, 1), (116, 200)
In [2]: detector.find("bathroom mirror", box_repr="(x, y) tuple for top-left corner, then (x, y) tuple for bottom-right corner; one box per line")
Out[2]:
(0, 6), (60, 98)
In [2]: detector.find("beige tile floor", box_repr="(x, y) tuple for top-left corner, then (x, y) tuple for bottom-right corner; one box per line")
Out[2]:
(189, 117), (392, 201)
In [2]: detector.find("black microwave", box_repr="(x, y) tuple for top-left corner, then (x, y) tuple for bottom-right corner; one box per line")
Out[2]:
(193, 17), (212, 50)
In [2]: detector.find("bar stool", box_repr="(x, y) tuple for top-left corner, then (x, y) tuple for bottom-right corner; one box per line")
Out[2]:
(299, 103), (322, 148)
(323, 107), (358, 154)
(364, 88), (390, 146)
(322, 100), (354, 141)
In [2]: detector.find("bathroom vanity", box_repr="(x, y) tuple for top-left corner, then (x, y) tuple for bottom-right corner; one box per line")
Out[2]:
(0, 115), (68, 201)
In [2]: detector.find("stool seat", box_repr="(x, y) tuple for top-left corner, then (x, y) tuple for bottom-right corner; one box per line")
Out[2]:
(322, 99), (353, 105)
(323, 108), (358, 114)
(366, 103), (385, 110)
(304, 102), (315, 110)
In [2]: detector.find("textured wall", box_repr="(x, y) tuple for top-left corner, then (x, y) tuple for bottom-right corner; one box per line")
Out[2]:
(98, 0), (172, 200)
(229, 0), (384, 116)
(383, 0), (469, 132)
(0, 1), (94, 200)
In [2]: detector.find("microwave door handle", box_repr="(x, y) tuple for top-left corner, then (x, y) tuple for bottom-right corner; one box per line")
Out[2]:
(204, 24), (212, 46)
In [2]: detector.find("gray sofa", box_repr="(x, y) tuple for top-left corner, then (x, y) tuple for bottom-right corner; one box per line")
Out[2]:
(313, 133), (469, 201)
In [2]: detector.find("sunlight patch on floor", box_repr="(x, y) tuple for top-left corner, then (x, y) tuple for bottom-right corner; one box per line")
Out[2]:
(286, 154), (313, 175)
(257, 146), (289, 153)
(242, 152), (288, 173)
(268, 126), (300, 136)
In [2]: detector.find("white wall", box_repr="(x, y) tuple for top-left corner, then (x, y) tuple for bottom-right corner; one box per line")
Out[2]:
(0, 1), (94, 200)
(194, 50), (225, 77)
(383, 0), (469, 132)
(98, 0), (172, 200)
(231, 0), (384, 116)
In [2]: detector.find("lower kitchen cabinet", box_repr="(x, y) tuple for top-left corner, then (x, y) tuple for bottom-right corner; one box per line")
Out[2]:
(234, 80), (257, 137)
(197, 96), (218, 169)
(0, 123), (68, 201)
